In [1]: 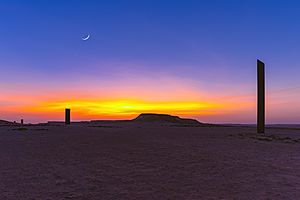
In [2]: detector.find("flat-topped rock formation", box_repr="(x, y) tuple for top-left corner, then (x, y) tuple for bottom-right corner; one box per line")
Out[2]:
(32, 113), (209, 127)
(133, 113), (202, 125)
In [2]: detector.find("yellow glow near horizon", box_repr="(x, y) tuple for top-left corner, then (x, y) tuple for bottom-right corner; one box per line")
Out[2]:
(16, 98), (228, 119)
(0, 74), (257, 123)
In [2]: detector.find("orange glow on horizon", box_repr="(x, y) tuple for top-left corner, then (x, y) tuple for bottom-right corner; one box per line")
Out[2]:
(2, 96), (254, 122)
(0, 76), (256, 123)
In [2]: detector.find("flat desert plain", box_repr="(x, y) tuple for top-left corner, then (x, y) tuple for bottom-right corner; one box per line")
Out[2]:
(0, 123), (300, 199)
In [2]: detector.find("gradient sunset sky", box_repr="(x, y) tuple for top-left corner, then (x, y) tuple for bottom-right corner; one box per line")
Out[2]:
(1, 0), (300, 123)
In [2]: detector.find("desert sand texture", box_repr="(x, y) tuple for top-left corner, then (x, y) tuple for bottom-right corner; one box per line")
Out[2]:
(0, 120), (300, 199)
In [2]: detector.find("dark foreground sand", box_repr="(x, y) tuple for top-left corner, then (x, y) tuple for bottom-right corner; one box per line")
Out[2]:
(0, 123), (300, 199)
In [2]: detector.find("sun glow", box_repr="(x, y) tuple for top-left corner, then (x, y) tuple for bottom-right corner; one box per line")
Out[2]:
(17, 98), (223, 120)
(0, 76), (255, 123)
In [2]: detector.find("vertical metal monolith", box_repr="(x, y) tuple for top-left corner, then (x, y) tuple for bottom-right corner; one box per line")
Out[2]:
(65, 108), (70, 125)
(257, 60), (265, 133)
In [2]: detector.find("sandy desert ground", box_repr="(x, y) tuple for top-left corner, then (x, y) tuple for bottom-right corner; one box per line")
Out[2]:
(0, 122), (300, 199)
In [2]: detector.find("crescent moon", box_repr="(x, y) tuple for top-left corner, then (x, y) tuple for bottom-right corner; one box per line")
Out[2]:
(82, 35), (90, 41)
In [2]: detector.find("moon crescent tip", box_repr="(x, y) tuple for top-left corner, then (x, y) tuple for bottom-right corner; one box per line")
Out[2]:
(82, 34), (90, 41)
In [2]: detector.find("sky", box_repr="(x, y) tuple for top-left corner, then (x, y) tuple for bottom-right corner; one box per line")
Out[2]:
(1, 0), (300, 123)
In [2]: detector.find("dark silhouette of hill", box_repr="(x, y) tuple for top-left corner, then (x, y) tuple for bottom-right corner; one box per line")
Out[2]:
(0, 120), (14, 126)
(133, 113), (202, 125)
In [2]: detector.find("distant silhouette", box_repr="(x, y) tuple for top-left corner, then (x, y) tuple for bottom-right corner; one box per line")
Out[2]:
(21, 119), (24, 125)
(134, 113), (201, 125)
(65, 108), (70, 124)
(257, 60), (265, 133)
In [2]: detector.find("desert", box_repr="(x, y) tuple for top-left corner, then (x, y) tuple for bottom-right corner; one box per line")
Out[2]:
(0, 114), (299, 199)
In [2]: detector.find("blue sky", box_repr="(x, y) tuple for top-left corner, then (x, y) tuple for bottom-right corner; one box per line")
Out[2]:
(1, 0), (300, 123)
